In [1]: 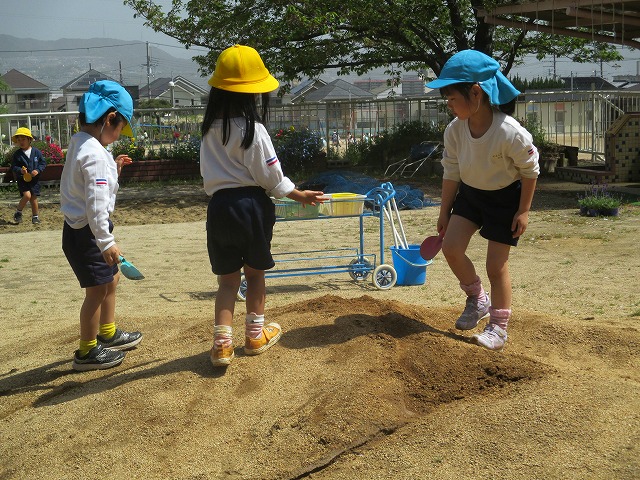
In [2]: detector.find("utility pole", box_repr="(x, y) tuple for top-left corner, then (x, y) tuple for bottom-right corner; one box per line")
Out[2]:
(147, 41), (151, 100)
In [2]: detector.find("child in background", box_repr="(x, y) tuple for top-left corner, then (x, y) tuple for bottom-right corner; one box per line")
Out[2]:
(426, 50), (539, 351)
(11, 127), (46, 224)
(201, 45), (324, 367)
(60, 80), (143, 371)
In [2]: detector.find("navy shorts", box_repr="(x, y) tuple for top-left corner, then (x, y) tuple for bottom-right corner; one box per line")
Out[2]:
(452, 181), (522, 246)
(17, 178), (41, 196)
(206, 186), (276, 275)
(62, 220), (119, 288)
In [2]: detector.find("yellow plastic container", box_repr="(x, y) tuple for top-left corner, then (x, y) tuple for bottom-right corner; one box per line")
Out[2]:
(322, 193), (367, 216)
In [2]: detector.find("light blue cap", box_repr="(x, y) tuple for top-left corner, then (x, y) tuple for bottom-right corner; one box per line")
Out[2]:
(426, 50), (520, 105)
(79, 80), (134, 137)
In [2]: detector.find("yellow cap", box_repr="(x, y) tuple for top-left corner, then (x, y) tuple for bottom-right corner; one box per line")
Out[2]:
(208, 45), (279, 94)
(11, 127), (34, 143)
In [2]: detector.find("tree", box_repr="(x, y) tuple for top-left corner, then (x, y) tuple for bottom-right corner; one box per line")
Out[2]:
(124, 0), (622, 91)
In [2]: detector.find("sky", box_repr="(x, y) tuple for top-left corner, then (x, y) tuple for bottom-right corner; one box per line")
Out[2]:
(1, 0), (640, 82)
(0, 0), (203, 60)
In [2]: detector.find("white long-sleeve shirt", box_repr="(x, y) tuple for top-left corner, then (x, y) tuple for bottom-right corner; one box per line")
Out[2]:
(441, 111), (540, 190)
(60, 132), (118, 252)
(200, 118), (295, 198)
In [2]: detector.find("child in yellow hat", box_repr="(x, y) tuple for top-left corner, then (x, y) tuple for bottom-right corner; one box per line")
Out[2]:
(200, 45), (325, 367)
(11, 127), (46, 224)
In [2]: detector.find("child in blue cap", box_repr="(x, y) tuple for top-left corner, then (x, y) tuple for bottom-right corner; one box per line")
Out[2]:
(426, 50), (540, 351)
(60, 80), (143, 371)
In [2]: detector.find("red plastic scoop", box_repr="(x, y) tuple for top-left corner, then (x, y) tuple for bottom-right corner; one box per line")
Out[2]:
(420, 232), (444, 260)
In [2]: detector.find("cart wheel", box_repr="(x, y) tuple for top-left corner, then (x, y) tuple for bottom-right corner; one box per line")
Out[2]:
(237, 275), (248, 301)
(373, 264), (397, 290)
(348, 258), (372, 281)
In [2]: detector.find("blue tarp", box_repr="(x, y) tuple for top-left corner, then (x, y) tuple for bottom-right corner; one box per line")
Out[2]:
(298, 171), (439, 210)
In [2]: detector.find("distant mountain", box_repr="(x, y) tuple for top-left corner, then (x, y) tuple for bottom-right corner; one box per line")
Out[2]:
(0, 34), (209, 90)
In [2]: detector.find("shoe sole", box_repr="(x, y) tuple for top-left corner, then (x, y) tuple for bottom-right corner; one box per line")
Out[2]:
(72, 357), (125, 371)
(244, 329), (282, 356)
(99, 336), (143, 351)
(455, 311), (490, 330)
(210, 350), (235, 367)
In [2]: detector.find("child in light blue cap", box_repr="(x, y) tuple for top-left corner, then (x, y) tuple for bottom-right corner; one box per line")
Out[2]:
(60, 80), (143, 371)
(426, 50), (540, 351)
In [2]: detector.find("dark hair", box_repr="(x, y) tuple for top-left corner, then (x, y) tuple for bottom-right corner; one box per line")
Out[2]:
(78, 107), (127, 128)
(201, 88), (271, 149)
(440, 83), (516, 115)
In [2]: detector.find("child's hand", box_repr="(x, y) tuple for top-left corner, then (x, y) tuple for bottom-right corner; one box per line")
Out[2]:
(115, 154), (133, 167)
(102, 244), (122, 266)
(301, 190), (326, 206)
(30, 170), (38, 177)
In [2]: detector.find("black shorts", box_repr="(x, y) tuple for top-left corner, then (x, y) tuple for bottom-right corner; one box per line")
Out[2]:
(62, 220), (118, 288)
(452, 181), (522, 246)
(17, 178), (41, 196)
(206, 186), (276, 275)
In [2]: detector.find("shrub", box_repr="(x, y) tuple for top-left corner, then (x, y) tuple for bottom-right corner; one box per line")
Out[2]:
(112, 138), (145, 162)
(272, 126), (324, 175)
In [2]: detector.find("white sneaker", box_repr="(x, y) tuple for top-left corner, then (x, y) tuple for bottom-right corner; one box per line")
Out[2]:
(471, 324), (507, 351)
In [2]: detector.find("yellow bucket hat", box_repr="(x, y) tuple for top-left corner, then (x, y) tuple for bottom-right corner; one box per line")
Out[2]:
(208, 45), (279, 94)
(11, 126), (34, 143)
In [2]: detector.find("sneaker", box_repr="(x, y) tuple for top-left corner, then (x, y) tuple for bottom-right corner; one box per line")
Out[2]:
(471, 324), (507, 351)
(97, 328), (143, 351)
(210, 344), (235, 367)
(72, 344), (126, 371)
(32, 216), (40, 224)
(244, 323), (282, 355)
(455, 294), (490, 330)
(13, 211), (22, 224)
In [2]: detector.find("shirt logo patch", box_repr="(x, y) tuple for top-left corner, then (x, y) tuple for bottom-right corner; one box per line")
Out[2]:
(265, 156), (278, 167)
(96, 178), (108, 186)
(528, 147), (536, 156)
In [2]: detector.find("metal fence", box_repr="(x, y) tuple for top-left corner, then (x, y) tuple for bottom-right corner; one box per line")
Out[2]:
(3, 90), (640, 161)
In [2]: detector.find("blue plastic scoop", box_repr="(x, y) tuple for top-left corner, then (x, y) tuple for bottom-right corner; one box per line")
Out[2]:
(119, 255), (145, 280)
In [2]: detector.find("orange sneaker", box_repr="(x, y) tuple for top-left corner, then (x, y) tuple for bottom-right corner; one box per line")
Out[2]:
(210, 344), (235, 367)
(244, 323), (282, 355)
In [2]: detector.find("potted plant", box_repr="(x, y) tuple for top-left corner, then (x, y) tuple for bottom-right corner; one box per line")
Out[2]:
(577, 183), (622, 217)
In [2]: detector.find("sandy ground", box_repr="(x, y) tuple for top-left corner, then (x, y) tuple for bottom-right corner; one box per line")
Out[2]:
(0, 178), (639, 479)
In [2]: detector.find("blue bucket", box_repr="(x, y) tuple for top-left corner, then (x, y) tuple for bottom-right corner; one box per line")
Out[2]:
(390, 244), (432, 286)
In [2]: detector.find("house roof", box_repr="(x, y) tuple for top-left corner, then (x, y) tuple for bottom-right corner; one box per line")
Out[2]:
(0, 69), (49, 91)
(301, 79), (374, 102)
(139, 75), (208, 99)
(61, 69), (118, 92)
(561, 76), (618, 90)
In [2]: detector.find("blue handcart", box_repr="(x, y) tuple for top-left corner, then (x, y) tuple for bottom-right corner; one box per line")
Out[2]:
(235, 182), (402, 300)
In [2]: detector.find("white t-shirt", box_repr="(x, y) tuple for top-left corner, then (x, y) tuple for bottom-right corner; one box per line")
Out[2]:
(200, 118), (295, 198)
(441, 111), (540, 190)
(60, 132), (119, 252)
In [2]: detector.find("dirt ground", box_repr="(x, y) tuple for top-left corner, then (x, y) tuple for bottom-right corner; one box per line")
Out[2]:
(0, 177), (639, 479)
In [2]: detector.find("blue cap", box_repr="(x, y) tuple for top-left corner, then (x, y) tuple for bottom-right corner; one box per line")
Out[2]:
(79, 80), (134, 137)
(426, 50), (520, 105)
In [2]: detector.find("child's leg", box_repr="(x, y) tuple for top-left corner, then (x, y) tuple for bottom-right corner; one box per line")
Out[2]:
(243, 264), (281, 355)
(30, 195), (39, 217)
(485, 240), (512, 312)
(441, 214), (479, 285)
(17, 191), (30, 212)
(79, 283), (110, 354)
(471, 240), (512, 351)
(442, 215), (490, 330)
(211, 270), (241, 366)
